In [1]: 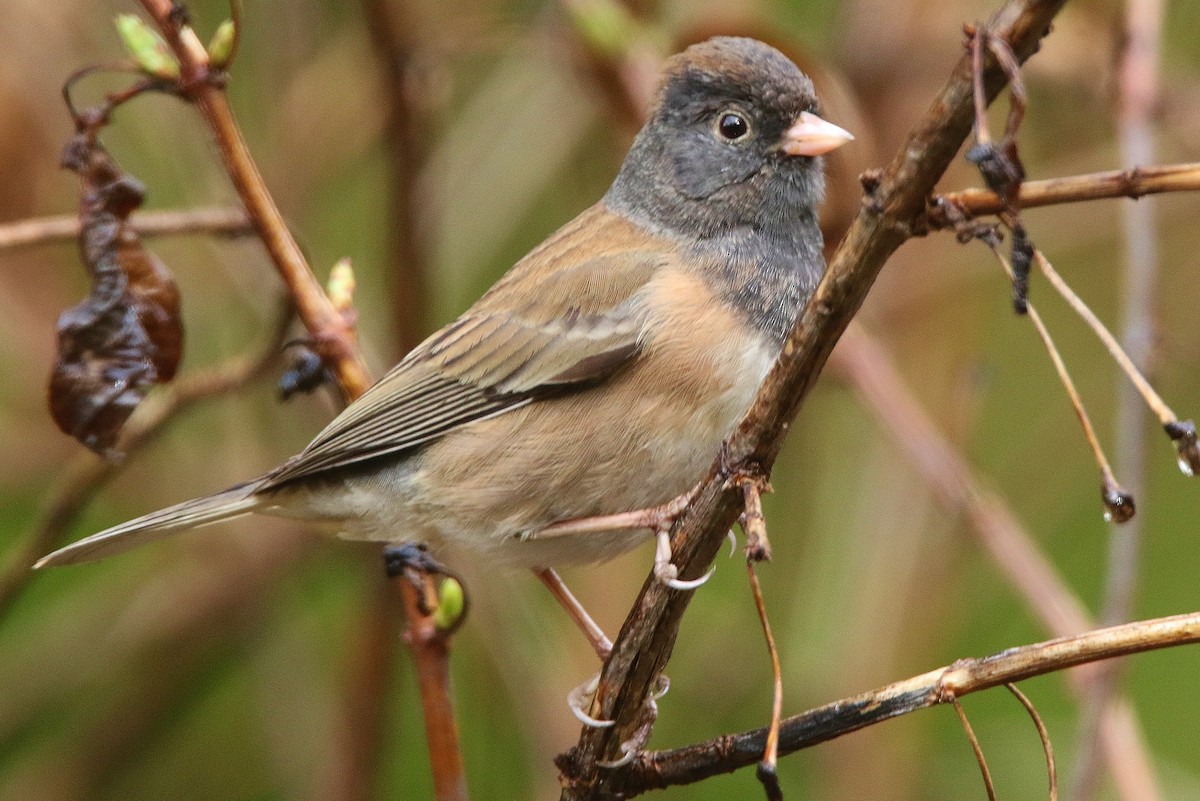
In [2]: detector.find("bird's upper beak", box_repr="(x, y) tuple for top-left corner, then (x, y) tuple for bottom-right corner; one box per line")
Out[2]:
(781, 111), (854, 157)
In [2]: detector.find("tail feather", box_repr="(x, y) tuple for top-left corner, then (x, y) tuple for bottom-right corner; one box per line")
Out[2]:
(34, 481), (263, 568)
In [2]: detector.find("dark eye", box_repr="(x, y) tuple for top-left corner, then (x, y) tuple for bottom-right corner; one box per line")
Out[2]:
(716, 111), (749, 141)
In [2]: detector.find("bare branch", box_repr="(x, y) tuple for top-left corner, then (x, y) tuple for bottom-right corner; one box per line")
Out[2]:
(928, 162), (1200, 226)
(951, 698), (998, 801)
(613, 611), (1200, 795)
(1007, 683), (1058, 801)
(0, 207), (251, 251)
(136, 0), (372, 398)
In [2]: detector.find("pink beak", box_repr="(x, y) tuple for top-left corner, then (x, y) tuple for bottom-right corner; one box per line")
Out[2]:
(781, 111), (854, 157)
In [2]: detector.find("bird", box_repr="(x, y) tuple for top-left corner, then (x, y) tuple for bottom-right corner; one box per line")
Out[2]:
(36, 37), (852, 600)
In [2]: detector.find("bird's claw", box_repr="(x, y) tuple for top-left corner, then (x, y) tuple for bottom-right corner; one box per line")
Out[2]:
(597, 680), (665, 769)
(568, 672), (614, 729)
(654, 528), (715, 590)
(597, 742), (638, 769)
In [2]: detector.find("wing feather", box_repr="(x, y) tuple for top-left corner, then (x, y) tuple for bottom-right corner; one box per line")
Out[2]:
(263, 204), (673, 489)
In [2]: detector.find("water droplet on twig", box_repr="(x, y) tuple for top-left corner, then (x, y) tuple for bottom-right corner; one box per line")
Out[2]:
(1101, 480), (1136, 524)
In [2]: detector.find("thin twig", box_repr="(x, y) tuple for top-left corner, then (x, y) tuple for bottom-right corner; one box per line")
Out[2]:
(829, 325), (1160, 801)
(0, 207), (251, 250)
(1033, 247), (1196, 476)
(1033, 249), (1178, 427)
(393, 571), (469, 801)
(952, 698), (998, 801)
(926, 162), (1200, 227)
(609, 611), (1200, 795)
(1007, 683), (1058, 801)
(739, 477), (772, 561)
(984, 242), (1134, 523)
(136, 0), (371, 399)
(745, 557), (783, 801)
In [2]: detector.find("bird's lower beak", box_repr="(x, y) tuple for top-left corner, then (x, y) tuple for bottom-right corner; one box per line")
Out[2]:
(781, 111), (854, 157)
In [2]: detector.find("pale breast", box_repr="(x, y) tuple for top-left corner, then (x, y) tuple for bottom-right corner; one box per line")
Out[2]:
(389, 265), (779, 567)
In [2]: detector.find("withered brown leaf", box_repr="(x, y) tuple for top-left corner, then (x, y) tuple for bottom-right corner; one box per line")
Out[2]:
(49, 134), (183, 458)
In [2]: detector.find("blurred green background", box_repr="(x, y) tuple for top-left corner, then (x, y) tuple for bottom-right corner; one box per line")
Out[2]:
(2, 0), (1200, 799)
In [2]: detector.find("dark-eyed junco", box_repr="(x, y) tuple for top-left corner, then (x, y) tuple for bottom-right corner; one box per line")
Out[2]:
(36, 37), (852, 587)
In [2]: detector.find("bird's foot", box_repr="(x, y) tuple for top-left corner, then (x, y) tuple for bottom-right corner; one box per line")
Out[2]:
(568, 672), (614, 729)
(653, 527), (715, 590)
(524, 486), (710, 590)
(596, 675), (671, 768)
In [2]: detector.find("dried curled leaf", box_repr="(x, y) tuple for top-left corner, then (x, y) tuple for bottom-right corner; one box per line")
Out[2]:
(49, 134), (183, 458)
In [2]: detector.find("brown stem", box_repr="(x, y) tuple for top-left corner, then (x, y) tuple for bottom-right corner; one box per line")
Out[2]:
(928, 162), (1200, 225)
(394, 575), (468, 801)
(136, 0), (371, 399)
(361, 0), (432, 354)
(1033, 248), (1179, 428)
(0, 207), (251, 250)
(745, 560), (783, 800)
(1007, 683), (1058, 801)
(557, 2), (1070, 796)
(952, 697), (998, 801)
(611, 611), (1200, 795)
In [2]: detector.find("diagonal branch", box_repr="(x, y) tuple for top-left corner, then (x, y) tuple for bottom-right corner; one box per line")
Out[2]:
(557, 1), (1071, 796)
(135, 0), (371, 399)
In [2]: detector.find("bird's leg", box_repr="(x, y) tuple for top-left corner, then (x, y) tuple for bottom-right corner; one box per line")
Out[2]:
(527, 485), (713, 590)
(535, 568), (618, 728)
(534, 569), (674, 730)
(534, 568), (612, 660)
